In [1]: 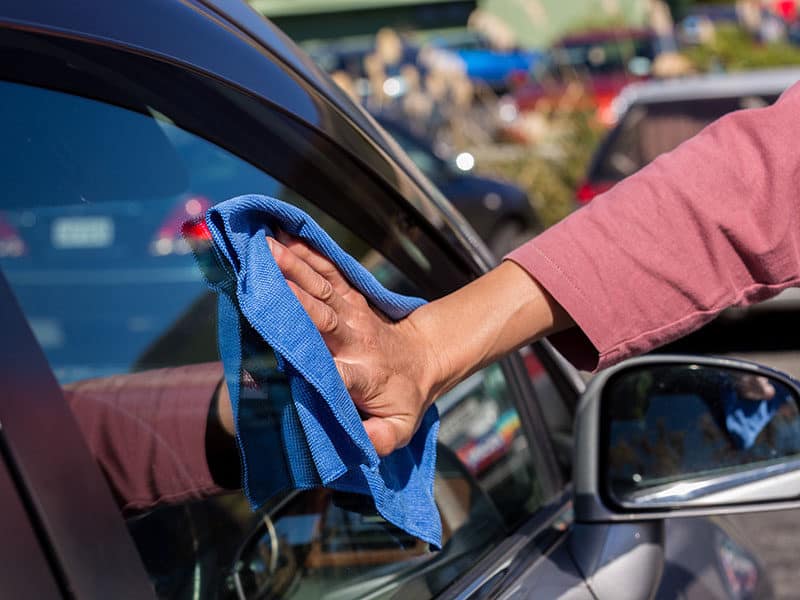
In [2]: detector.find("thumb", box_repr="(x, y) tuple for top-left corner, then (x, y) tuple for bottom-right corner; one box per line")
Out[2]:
(362, 415), (409, 457)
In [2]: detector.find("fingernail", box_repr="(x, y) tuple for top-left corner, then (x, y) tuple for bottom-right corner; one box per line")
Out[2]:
(267, 237), (282, 257)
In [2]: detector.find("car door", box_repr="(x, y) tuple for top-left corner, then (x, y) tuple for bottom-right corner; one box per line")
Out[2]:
(0, 261), (155, 598)
(0, 15), (593, 600)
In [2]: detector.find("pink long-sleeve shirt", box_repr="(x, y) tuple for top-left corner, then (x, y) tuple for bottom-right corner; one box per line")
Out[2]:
(507, 79), (800, 372)
(63, 363), (227, 512)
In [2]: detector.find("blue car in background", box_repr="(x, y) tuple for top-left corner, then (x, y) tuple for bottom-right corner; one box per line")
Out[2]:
(429, 31), (545, 93)
(308, 30), (544, 96)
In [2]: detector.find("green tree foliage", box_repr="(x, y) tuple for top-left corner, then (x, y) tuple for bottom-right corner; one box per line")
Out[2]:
(683, 24), (800, 72)
(477, 110), (604, 228)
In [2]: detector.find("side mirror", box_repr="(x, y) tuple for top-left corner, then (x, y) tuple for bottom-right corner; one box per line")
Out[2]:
(574, 355), (800, 522)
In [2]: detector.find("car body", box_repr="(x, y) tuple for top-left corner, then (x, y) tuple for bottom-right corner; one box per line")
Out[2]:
(375, 115), (540, 256)
(0, 1), (789, 598)
(426, 30), (545, 93)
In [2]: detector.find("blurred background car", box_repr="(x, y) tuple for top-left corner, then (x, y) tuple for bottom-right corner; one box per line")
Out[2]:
(575, 67), (800, 205)
(575, 67), (800, 317)
(507, 27), (659, 130)
(376, 114), (541, 255)
(424, 29), (546, 93)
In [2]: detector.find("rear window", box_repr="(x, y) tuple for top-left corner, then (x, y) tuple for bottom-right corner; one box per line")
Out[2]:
(550, 34), (655, 76)
(590, 94), (780, 182)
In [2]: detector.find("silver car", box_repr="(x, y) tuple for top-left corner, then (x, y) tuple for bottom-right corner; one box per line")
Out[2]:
(1, 2), (799, 599)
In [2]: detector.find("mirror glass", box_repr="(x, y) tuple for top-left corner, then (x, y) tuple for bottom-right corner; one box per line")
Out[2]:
(603, 364), (800, 508)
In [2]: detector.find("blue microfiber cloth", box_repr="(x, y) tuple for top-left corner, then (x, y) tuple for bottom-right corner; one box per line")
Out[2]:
(723, 383), (790, 450)
(188, 194), (441, 547)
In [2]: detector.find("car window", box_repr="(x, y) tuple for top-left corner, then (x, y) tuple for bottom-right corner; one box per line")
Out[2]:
(551, 34), (655, 77)
(0, 80), (551, 599)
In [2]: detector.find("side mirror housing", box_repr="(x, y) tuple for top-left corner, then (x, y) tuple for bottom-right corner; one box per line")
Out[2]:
(574, 355), (800, 522)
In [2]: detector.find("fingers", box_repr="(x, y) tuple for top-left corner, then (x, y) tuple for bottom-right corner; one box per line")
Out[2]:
(275, 230), (351, 295)
(268, 237), (335, 304)
(286, 281), (339, 334)
(334, 359), (377, 400)
(268, 231), (417, 459)
(269, 236), (344, 335)
(334, 360), (410, 457)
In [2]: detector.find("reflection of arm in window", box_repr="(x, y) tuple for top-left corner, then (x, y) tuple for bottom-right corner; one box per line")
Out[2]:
(63, 362), (240, 513)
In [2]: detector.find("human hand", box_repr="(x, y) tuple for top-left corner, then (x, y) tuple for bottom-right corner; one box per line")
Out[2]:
(267, 233), (442, 456)
(736, 374), (776, 402)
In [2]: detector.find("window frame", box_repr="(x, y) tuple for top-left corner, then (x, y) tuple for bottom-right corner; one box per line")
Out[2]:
(0, 268), (155, 598)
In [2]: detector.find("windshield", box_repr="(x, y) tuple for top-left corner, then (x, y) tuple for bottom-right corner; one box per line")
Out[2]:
(590, 94), (781, 182)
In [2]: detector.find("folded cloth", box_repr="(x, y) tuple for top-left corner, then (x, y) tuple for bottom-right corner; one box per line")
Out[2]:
(186, 194), (441, 547)
(722, 382), (791, 450)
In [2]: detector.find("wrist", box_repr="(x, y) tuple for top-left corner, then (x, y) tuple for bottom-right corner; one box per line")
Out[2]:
(401, 304), (453, 407)
(400, 261), (574, 406)
(205, 379), (240, 489)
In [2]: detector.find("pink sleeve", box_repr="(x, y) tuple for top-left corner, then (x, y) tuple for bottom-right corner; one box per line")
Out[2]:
(506, 81), (800, 372)
(63, 362), (228, 513)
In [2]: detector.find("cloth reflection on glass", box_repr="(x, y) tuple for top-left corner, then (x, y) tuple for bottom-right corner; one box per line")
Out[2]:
(720, 374), (796, 451)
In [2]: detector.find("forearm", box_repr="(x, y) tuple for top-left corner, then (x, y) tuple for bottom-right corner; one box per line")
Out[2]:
(64, 363), (238, 513)
(410, 260), (574, 401)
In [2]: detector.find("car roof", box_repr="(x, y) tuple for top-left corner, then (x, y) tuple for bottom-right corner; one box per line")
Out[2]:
(614, 68), (800, 112)
(556, 28), (654, 45)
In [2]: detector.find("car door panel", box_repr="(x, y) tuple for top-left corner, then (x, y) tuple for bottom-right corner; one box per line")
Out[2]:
(0, 270), (154, 598)
(0, 440), (62, 599)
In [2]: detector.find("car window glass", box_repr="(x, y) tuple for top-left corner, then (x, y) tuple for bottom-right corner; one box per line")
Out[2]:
(553, 35), (654, 76)
(0, 81), (547, 599)
(519, 346), (575, 473)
